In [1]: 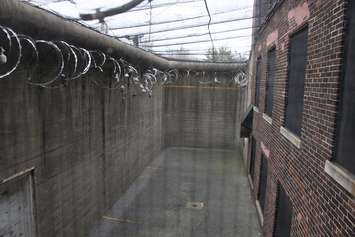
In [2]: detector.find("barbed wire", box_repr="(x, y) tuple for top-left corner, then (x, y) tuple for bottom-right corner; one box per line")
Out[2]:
(0, 24), (248, 94)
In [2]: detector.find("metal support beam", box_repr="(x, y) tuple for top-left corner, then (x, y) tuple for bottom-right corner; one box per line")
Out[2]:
(79, 0), (146, 21)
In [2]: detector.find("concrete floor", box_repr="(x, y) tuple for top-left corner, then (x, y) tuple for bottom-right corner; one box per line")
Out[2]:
(89, 147), (261, 237)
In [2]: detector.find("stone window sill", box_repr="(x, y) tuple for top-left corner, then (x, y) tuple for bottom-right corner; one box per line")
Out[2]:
(248, 175), (254, 190)
(262, 113), (272, 125)
(253, 106), (260, 113)
(255, 200), (264, 226)
(324, 160), (355, 196)
(280, 126), (301, 148)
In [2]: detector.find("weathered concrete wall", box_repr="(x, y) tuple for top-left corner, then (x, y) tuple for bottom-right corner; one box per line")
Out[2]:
(0, 68), (163, 237)
(0, 2), (248, 236)
(163, 72), (243, 149)
(0, 67), (245, 237)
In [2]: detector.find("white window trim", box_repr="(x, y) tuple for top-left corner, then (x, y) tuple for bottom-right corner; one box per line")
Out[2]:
(262, 113), (273, 125)
(324, 160), (355, 196)
(280, 126), (301, 148)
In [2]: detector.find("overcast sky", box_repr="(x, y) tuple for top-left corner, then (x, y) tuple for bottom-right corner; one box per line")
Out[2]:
(26, 0), (254, 59)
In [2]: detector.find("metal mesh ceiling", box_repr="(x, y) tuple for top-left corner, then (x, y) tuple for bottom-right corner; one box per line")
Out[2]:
(21, 0), (254, 62)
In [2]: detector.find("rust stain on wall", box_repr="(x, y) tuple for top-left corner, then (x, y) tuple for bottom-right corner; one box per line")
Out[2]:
(288, 2), (310, 26)
(261, 141), (270, 158)
(266, 30), (279, 47)
(281, 42), (286, 51)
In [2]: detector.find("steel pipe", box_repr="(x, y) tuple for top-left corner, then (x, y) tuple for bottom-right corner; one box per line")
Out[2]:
(80, 0), (146, 21)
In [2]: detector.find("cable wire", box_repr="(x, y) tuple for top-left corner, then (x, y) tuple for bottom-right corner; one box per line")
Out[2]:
(127, 0), (201, 12)
(156, 53), (249, 56)
(139, 27), (258, 43)
(140, 35), (251, 48)
(148, 0), (153, 48)
(113, 15), (261, 37)
(202, 0), (215, 59)
(108, 6), (252, 29)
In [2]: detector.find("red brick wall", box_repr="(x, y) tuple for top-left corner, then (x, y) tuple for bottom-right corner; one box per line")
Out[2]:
(248, 0), (354, 236)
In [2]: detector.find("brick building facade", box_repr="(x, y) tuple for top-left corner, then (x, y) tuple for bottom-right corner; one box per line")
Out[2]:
(245, 0), (355, 236)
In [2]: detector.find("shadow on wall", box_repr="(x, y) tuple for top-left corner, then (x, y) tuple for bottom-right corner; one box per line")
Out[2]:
(0, 63), (164, 236)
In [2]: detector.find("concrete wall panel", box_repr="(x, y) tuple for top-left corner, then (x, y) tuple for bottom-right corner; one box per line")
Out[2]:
(163, 73), (243, 149)
(0, 69), (163, 237)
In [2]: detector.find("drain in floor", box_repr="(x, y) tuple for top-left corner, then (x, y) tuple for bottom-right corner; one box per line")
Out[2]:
(186, 202), (204, 210)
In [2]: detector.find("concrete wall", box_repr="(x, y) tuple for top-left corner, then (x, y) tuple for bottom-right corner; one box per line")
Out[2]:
(0, 6), (247, 235)
(163, 71), (244, 149)
(0, 68), (163, 237)
(0, 67), (246, 237)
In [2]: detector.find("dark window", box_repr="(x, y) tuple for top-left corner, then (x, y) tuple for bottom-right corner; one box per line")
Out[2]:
(258, 155), (268, 213)
(255, 0), (266, 27)
(335, 0), (355, 175)
(274, 184), (293, 237)
(249, 137), (257, 180)
(255, 58), (262, 107)
(268, 0), (277, 9)
(284, 27), (308, 136)
(265, 48), (276, 117)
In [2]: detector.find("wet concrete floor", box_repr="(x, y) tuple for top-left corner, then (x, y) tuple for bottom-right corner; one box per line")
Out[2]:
(89, 147), (261, 237)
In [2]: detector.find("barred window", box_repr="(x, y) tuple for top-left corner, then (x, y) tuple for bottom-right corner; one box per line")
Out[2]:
(335, 0), (355, 175)
(265, 48), (276, 117)
(258, 154), (268, 213)
(249, 137), (257, 180)
(255, 57), (262, 107)
(284, 27), (308, 136)
(274, 184), (293, 237)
